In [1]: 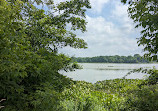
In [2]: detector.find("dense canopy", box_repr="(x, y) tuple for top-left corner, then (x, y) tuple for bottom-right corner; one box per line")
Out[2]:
(0, 0), (91, 110)
(73, 54), (149, 63)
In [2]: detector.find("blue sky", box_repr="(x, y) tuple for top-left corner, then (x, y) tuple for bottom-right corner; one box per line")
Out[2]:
(37, 0), (144, 57)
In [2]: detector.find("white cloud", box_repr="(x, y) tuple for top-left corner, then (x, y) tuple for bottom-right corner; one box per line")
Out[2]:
(89, 0), (109, 13)
(59, 15), (143, 57)
(111, 1), (137, 34)
(85, 16), (142, 56)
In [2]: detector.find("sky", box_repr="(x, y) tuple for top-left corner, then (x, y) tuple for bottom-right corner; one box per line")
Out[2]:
(37, 0), (144, 57)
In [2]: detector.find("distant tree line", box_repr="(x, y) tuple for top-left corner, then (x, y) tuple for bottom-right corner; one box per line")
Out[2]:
(73, 54), (150, 63)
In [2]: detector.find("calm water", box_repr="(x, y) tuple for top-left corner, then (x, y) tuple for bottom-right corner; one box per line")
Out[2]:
(61, 63), (158, 83)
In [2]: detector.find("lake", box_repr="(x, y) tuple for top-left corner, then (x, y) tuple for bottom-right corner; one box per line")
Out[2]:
(61, 63), (158, 83)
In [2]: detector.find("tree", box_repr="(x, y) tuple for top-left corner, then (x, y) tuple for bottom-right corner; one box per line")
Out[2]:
(121, 0), (158, 85)
(0, 0), (91, 110)
(121, 0), (158, 61)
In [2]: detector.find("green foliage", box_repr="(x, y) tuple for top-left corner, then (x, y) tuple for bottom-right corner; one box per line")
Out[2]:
(125, 67), (158, 85)
(0, 0), (91, 110)
(73, 54), (149, 63)
(95, 79), (158, 111)
(56, 79), (158, 111)
(124, 84), (158, 111)
(121, 0), (158, 102)
(121, 0), (158, 61)
(59, 81), (121, 111)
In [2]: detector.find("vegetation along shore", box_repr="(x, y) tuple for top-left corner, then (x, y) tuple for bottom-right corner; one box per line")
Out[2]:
(0, 0), (157, 111)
